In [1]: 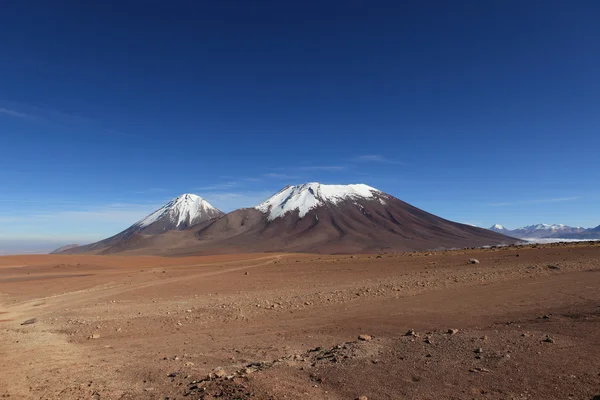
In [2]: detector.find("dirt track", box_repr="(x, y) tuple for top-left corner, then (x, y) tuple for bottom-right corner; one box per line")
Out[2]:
(1, 243), (599, 399)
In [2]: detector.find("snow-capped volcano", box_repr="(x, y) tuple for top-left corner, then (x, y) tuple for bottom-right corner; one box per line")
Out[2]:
(255, 182), (383, 220)
(136, 194), (222, 231)
(58, 193), (224, 254)
(491, 224), (506, 231)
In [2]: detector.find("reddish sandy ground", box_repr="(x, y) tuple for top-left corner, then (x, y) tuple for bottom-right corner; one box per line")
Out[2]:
(1, 243), (599, 399)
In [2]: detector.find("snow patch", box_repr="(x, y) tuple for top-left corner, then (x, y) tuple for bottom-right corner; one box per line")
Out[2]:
(256, 182), (382, 221)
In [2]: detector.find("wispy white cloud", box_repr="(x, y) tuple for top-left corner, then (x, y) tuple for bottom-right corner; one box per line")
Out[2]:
(0, 202), (161, 224)
(354, 155), (403, 164)
(0, 107), (34, 118)
(0, 101), (139, 138)
(195, 181), (238, 191)
(489, 196), (581, 207)
(263, 173), (298, 180)
(298, 165), (345, 171)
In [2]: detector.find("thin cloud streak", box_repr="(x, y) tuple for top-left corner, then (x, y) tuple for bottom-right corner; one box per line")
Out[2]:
(195, 181), (238, 191)
(489, 196), (581, 207)
(263, 173), (298, 179)
(298, 165), (345, 171)
(0, 107), (33, 118)
(354, 155), (404, 165)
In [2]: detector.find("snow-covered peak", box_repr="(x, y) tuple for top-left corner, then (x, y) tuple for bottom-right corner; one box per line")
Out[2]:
(256, 182), (383, 221)
(136, 194), (221, 228)
(522, 223), (567, 231)
(491, 224), (505, 230)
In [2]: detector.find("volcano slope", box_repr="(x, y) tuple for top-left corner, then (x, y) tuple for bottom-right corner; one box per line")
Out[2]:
(91, 183), (517, 256)
(0, 242), (599, 399)
(64, 194), (224, 255)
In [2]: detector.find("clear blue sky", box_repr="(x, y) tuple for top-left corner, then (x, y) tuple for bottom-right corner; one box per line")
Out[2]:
(1, 1), (599, 251)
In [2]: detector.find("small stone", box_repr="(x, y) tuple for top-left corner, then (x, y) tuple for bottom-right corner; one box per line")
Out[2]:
(243, 367), (255, 375)
(547, 265), (561, 270)
(212, 368), (226, 378)
(448, 329), (459, 335)
(424, 337), (432, 344)
(469, 258), (480, 264)
(358, 334), (372, 341)
(245, 272), (249, 275)
(543, 335), (554, 343)
(357, 396), (368, 400)
(185, 362), (194, 367)
(185, 309), (192, 313)
(89, 333), (100, 339)
(21, 318), (37, 325)
(474, 347), (483, 354)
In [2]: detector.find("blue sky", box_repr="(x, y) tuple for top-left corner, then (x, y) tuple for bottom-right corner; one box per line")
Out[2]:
(1, 1), (599, 251)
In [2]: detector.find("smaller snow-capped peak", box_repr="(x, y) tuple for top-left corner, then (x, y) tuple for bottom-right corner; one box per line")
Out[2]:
(256, 182), (383, 221)
(136, 194), (221, 228)
(491, 224), (505, 230)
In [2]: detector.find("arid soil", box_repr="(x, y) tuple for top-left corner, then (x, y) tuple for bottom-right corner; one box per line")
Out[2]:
(1, 243), (599, 399)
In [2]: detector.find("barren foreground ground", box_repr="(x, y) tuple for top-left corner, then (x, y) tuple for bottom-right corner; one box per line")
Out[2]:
(1, 244), (599, 399)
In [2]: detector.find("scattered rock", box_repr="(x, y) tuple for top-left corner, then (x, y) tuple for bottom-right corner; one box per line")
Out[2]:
(547, 264), (561, 270)
(447, 329), (459, 335)
(424, 337), (432, 344)
(21, 318), (37, 325)
(474, 347), (483, 354)
(244, 272), (249, 275)
(357, 396), (368, 400)
(89, 333), (101, 339)
(469, 258), (480, 264)
(212, 368), (226, 378)
(543, 335), (554, 343)
(405, 329), (419, 337)
(358, 334), (372, 341)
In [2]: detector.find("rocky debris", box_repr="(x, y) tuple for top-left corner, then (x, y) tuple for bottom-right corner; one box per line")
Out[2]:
(547, 264), (561, 270)
(469, 258), (480, 264)
(357, 396), (369, 400)
(405, 329), (419, 338)
(88, 333), (101, 339)
(20, 318), (37, 325)
(474, 347), (483, 354)
(358, 334), (373, 341)
(447, 328), (459, 335)
(424, 337), (433, 344)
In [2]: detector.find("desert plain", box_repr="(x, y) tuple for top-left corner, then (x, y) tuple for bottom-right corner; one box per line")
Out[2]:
(1, 242), (599, 399)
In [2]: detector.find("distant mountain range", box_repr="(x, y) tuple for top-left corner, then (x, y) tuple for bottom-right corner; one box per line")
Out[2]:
(57, 183), (517, 255)
(489, 223), (600, 239)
